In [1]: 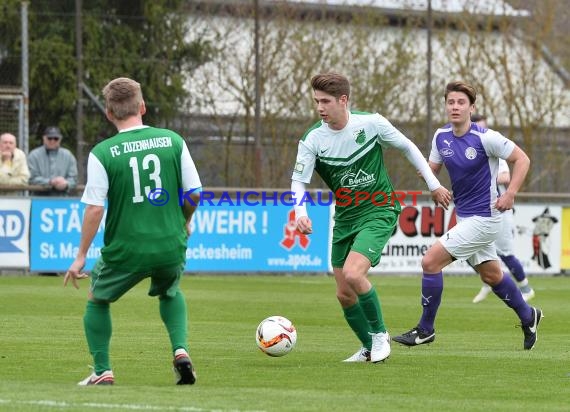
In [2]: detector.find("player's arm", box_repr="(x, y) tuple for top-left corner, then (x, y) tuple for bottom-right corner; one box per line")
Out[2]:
(291, 139), (316, 234)
(180, 141), (202, 235)
(76, 205), (105, 258)
(64, 153), (108, 289)
(292, 179), (312, 234)
(428, 160), (443, 175)
(182, 191), (200, 232)
(497, 145), (529, 211)
(378, 119), (451, 209)
(64, 204), (104, 289)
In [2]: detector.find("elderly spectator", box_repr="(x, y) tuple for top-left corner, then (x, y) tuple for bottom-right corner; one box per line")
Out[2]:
(0, 132), (30, 192)
(28, 126), (78, 196)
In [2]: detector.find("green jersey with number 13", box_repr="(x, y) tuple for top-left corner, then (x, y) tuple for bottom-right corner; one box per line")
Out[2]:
(88, 127), (199, 270)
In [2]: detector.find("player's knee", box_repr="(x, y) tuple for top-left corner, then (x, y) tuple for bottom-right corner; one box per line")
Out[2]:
(421, 255), (439, 273)
(336, 291), (356, 307)
(336, 282), (357, 306)
(343, 268), (366, 289)
(477, 262), (502, 285)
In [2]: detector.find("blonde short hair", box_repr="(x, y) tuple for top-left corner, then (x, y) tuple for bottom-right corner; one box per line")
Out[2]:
(102, 77), (143, 120)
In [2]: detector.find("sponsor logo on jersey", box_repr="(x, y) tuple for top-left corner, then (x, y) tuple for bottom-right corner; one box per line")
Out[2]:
(440, 148), (454, 157)
(340, 169), (376, 188)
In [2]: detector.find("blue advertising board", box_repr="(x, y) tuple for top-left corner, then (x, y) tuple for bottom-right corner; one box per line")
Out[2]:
(0, 198), (31, 268)
(30, 199), (104, 271)
(29, 198), (329, 272)
(186, 203), (328, 271)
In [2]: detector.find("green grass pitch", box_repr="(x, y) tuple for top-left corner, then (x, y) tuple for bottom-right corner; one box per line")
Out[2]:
(0, 274), (568, 411)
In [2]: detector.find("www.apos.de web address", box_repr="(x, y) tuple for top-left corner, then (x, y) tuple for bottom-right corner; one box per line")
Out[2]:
(267, 254), (323, 270)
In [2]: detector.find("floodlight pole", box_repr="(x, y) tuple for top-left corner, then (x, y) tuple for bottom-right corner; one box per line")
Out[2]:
(21, 1), (29, 154)
(254, 0), (264, 187)
(75, 0), (86, 184)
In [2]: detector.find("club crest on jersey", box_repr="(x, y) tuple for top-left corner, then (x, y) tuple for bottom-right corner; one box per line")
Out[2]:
(354, 129), (366, 145)
(465, 147), (477, 160)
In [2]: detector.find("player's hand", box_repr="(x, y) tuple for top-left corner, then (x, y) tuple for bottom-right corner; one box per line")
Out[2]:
(64, 256), (89, 289)
(296, 216), (313, 234)
(431, 187), (452, 210)
(495, 191), (515, 212)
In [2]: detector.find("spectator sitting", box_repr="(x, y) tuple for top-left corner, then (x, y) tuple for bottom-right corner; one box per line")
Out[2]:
(0, 132), (30, 194)
(28, 126), (78, 196)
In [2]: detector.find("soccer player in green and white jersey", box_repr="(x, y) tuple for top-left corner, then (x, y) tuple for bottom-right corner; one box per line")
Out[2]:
(292, 72), (451, 363)
(64, 77), (202, 386)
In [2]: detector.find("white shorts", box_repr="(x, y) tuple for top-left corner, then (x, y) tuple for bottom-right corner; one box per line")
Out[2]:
(439, 215), (502, 266)
(495, 209), (515, 256)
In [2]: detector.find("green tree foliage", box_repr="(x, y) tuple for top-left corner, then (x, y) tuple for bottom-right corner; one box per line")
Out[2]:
(0, 0), (212, 152)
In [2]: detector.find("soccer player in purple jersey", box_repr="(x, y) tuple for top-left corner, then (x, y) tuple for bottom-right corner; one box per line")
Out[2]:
(470, 114), (535, 303)
(393, 81), (543, 350)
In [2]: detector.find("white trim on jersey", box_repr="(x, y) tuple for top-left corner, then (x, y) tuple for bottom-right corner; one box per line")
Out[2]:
(81, 152), (108, 206)
(428, 131), (443, 164)
(181, 142), (202, 192)
(498, 158), (509, 174)
(292, 139), (317, 184)
(497, 158), (510, 195)
(118, 125), (150, 133)
(478, 129), (515, 159)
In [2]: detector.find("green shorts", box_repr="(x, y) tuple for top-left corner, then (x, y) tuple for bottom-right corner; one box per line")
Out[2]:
(331, 211), (398, 268)
(89, 258), (185, 303)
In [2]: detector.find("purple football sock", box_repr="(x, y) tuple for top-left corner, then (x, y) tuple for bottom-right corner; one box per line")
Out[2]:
(418, 272), (443, 333)
(492, 274), (533, 324)
(499, 254), (527, 283)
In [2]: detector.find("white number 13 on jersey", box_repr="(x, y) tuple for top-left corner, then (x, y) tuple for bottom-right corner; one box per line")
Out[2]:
(129, 154), (162, 203)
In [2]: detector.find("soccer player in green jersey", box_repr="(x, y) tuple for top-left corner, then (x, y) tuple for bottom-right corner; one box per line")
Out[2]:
(64, 77), (202, 385)
(292, 72), (451, 363)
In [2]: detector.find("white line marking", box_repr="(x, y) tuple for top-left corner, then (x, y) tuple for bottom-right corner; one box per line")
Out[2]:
(0, 399), (266, 412)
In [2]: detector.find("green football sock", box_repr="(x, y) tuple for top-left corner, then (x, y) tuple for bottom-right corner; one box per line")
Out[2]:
(358, 287), (386, 334)
(159, 290), (189, 354)
(343, 303), (373, 350)
(83, 300), (112, 374)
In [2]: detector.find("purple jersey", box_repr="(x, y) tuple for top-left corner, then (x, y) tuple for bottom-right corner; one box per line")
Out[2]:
(429, 123), (515, 218)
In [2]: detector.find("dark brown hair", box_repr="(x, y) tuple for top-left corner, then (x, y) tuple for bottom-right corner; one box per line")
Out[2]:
(471, 113), (486, 122)
(310, 72), (350, 100)
(445, 81), (477, 105)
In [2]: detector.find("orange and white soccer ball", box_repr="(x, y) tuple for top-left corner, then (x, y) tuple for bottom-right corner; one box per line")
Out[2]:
(255, 316), (297, 357)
